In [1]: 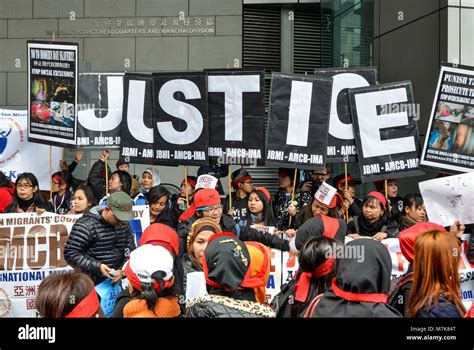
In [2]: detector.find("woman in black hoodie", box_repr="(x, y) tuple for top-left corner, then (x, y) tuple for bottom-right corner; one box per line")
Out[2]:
(311, 239), (401, 317)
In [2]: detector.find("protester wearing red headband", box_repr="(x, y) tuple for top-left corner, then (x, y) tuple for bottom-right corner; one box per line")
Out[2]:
(347, 191), (399, 241)
(273, 236), (339, 318)
(50, 171), (73, 214)
(172, 176), (198, 214)
(295, 183), (344, 228)
(36, 271), (103, 318)
(224, 169), (254, 224)
(186, 233), (276, 318)
(333, 173), (363, 220)
(239, 186), (276, 229)
(374, 178), (404, 223)
(177, 188), (293, 258)
(120, 244), (181, 318)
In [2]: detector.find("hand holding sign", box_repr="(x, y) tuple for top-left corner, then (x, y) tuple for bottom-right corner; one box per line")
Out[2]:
(419, 172), (474, 226)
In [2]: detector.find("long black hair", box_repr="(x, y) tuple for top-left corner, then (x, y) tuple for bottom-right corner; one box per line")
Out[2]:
(291, 236), (339, 317)
(73, 185), (97, 209)
(130, 270), (179, 312)
(245, 188), (276, 227)
(147, 185), (171, 205)
(403, 193), (424, 214)
(8, 173), (49, 212)
(360, 193), (388, 223)
(111, 170), (132, 195)
(296, 197), (340, 227)
(0, 172), (12, 187)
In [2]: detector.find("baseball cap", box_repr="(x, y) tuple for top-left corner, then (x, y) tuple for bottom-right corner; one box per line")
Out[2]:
(123, 244), (174, 292)
(106, 191), (134, 221)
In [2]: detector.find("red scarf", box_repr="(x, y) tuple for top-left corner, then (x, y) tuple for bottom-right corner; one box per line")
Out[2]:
(294, 257), (335, 302)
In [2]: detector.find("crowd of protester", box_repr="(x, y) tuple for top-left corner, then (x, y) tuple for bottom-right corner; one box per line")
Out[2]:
(1, 151), (473, 318)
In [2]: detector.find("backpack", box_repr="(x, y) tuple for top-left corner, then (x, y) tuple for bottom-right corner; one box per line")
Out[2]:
(271, 279), (297, 318)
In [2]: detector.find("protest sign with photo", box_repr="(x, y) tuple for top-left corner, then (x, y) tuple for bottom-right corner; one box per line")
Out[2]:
(153, 72), (209, 166)
(207, 70), (266, 166)
(119, 74), (156, 165)
(265, 73), (332, 170)
(77, 73), (124, 149)
(314, 67), (377, 162)
(0, 109), (62, 190)
(27, 41), (78, 148)
(420, 65), (474, 173)
(348, 81), (424, 183)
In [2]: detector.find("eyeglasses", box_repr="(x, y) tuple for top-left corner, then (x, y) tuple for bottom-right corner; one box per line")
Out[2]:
(52, 181), (62, 185)
(202, 204), (223, 213)
(16, 183), (34, 189)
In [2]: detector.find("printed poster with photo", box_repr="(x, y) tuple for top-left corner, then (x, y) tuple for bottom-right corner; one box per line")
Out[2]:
(27, 41), (78, 148)
(420, 64), (474, 173)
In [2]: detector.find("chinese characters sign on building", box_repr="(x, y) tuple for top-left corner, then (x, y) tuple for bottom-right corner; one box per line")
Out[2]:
(55, 16), (216, 37)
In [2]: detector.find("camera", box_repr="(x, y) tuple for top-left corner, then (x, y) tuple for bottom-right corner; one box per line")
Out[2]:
(311, 179), (323, 197)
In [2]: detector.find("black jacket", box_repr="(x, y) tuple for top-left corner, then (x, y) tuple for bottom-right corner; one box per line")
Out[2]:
(153, 209), (178, 229)
(64, 206), (136, 285)
(181, 253), (202, 294)
(177, 213), (290, 257)
(185, 294), (275, 318)
(87, 160), (111, 203)
(112, 289), (132, 318)
(348, 215), (399, 238)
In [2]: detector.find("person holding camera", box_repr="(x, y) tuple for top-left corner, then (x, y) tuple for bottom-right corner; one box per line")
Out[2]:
(300, 165), (331, 197)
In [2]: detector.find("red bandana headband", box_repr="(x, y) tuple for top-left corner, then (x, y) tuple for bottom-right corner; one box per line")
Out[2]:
(65, 289), (100, 318)
(125, 262), (172, 292)
(295, 257), (335, 302)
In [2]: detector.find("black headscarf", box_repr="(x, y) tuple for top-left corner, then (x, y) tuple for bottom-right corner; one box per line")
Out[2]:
(295, 215), (346, 250)
(202, 233), (255, 301)
(313, 239), (401, 317)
